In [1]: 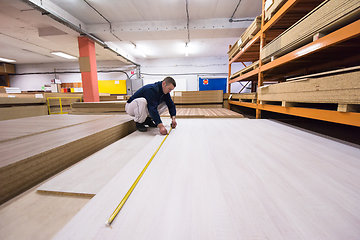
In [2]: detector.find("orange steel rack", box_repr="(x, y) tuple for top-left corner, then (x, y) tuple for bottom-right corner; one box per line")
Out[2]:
(228, 0), (360, 127)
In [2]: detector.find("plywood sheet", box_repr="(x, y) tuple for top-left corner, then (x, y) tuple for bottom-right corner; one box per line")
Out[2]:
(258, 70), (360, 103)
(0, 115), (112, 143)
(0, 115), (135, 204)
(37, 128), (166, 196)
(52, 119), (360, 239)
(0, 105), (48, 121)
(161, 108), (244, 118)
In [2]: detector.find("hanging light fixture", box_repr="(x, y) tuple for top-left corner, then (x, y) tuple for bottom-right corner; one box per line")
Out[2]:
(185, 42), (189, 56)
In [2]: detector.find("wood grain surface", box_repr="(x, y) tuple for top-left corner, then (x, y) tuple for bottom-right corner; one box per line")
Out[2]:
(52, 119), (360, 239)
(0, 115), (112, 143)
(37, 128), (166, 196)
(0, 115), (135, 204)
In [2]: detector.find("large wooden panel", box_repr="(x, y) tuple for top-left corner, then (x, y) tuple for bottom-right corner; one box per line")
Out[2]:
(53, 119), (360, 239)
(37, 128), (165, 196)
(0, 115), (111, 143)
(0, 115), (135, 204)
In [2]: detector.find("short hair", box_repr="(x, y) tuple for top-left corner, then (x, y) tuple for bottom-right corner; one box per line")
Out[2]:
(163, 76), (176, 87)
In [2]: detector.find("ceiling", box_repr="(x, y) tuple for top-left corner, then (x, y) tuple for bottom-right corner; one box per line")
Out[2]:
(0, 0), (262, 65)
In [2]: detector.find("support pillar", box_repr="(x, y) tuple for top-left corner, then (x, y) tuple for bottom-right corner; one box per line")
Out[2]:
(78, 36), (99, 102)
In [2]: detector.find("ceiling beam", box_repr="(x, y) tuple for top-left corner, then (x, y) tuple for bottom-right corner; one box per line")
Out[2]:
(87, 18), (253, 34)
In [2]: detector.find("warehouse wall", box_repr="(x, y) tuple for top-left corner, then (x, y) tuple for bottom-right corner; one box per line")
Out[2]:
(9, 57), (247, 93)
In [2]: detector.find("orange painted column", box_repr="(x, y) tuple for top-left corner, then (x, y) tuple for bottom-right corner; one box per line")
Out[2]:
(78, 36), (99, 102)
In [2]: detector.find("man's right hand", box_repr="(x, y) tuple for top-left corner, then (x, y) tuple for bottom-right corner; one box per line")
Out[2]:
(158, 123), (168, 135)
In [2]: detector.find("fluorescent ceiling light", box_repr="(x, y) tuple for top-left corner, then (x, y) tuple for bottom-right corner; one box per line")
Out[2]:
(0, 57), (16, 63)
(51, 52), (77, 59)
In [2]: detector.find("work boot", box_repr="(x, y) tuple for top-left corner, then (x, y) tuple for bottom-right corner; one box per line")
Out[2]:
(144, 117), (157, 127)
(135, 121), (147, 132)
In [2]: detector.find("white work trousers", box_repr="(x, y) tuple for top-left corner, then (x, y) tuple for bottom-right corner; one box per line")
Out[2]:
(125, 97), (168, 123)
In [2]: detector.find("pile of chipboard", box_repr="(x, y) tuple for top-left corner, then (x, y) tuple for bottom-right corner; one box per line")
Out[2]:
(0, 115), (135, 205)
(0, 93), (48, 121)
(172, 90), (223, 108)
(228, 16), (262, 60)
(230, 60), (259, 80)
(264, 0), (287, 21)
(100, 95), (130, 101)
(258, 68), (360, 111)
(230, 93), (257, 103)
(261, 0), (360, 62)
(161, 108), (243, 118)
(70, 101), (127, 115)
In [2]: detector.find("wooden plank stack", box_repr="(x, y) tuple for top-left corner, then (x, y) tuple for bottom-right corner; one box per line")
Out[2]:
(161, 108), (243, 118)
(230, 60), (259, 79)
(228, 16), (262, 60)
(172, 90), (223, 108)
(258, 69), (360, 110)
(261, 0), (360, 62)
(70, 101), (127, 114)
(0, 115), (135, 205)
(0, 94), (48, 121)
(264, 0), (287, 21)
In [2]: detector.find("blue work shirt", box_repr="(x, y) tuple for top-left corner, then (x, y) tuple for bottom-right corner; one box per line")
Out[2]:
(127, 81), (176, 125)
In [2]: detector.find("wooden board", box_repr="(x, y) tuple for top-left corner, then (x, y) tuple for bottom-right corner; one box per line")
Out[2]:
(0, 115), (135, 204)
(0, 105), (48, 121)
(258, 70), (360, 103)
(52, 119), (360, 239)
(37, 128), (167, 196)
(0, 183), (90, 240)
(161, 108), (244, 118)
(0, 115), (112, 143)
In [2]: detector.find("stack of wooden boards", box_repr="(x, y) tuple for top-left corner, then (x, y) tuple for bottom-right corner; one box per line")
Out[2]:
(161, 108), (244, 118)
(228, 16), (261, 60)
(0, 115), (135, 205)
(258, 67), (360, 112)
(230, 93), (257, 103)
(100, 95), (130, 101)
(230, 60), (259, 80)
(172, 90), (223, 108)
(44, 118), (360, 239)
(264, 0), (287, 21)
(0, 93), (48, 121)
(70, 101), (127, 114)
(261, 0), (360, 62)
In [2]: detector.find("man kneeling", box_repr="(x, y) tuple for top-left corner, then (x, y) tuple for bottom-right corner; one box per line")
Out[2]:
(125, 76), (177, 135)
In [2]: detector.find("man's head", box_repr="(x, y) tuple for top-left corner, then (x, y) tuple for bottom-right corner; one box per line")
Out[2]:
(162, 76), (176, 94)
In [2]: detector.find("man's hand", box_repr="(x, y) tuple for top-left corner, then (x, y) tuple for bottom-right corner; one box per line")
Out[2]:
(171, 116), (177, 128)
(158, 123), (168, 135)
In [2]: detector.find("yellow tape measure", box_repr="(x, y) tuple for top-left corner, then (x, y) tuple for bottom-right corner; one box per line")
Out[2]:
(105, 127), (172, 227)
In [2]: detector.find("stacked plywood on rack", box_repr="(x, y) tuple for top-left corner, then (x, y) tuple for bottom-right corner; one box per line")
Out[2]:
(228, 16), (261, 60)
(70, 101), (127, 114)
(230, 93), (257, 103)
(264, 0), (287, 21)
(172, 90), (223, 108)
(48, 119), (360, 239)
(0, 93), (48, 120)
(0, 115), (135, 204)
(258, 68), (360, 112)
(161, 108), (243, 118)
(230, 61), (259, 80)
(261, 0), (360, 61)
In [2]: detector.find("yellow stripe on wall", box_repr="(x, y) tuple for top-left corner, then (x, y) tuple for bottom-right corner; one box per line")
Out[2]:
(98, 80), (127, 94)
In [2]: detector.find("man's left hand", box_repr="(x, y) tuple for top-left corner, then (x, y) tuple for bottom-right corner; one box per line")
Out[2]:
(171, 117), (177, 128)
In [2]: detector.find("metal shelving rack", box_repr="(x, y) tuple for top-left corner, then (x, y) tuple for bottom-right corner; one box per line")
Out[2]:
(228, 0), (360, 127)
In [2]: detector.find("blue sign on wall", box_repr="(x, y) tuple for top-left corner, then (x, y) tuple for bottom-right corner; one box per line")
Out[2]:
(199, 77), (227, 93)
